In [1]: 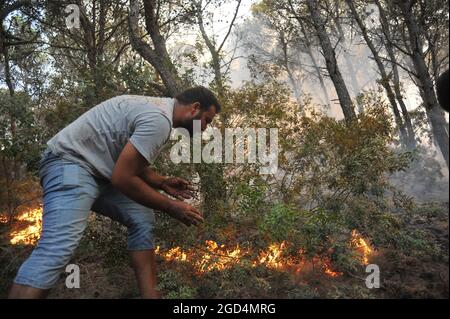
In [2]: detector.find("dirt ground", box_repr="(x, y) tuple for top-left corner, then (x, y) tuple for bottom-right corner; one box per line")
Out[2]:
(0, 202), (448, 299)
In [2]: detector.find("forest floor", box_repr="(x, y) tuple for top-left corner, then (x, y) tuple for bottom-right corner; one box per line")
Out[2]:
(0, 201), (448, 299)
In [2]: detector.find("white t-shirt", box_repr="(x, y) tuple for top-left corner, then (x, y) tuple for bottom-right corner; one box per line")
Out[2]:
(47, 95), (174, 180)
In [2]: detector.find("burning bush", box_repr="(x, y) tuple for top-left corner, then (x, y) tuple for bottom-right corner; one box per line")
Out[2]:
(1, 87), (445, 299)
(154, 91), (431, 285)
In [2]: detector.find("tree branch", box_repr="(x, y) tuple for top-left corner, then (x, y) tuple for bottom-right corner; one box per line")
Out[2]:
(217, 0), (241, 54)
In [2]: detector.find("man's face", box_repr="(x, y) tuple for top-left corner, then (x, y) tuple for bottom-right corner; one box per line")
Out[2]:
(181, 103), (217, 136)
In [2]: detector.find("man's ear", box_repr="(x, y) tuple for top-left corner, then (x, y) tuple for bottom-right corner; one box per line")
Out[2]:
(191, 102), (201, 115)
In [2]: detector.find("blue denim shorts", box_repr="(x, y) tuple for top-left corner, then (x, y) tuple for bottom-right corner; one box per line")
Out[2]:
(14, 150), (155, 289)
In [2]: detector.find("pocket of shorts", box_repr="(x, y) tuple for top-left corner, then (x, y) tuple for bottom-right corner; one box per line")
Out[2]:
(62, 164), (80, 188)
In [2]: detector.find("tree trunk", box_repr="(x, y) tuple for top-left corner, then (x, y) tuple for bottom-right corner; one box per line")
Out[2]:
(346, 0), (411, 148)
(298, 19), (331, 110)
(0, 22), (17, 219)
(375, 0), (416, 148)
(305, 0), (356, 121)
(399, 0), (449, 167)
(129, 0), (184, 97)
(279, 30), (302, 108)
(195, 0), (238, 214)
(331, 13), (363, 112)
(426, 105), (450, 164)
(196, 1), (225, 99)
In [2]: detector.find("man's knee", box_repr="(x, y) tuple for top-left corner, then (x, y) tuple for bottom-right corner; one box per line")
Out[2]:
(127, 217), (155, 251)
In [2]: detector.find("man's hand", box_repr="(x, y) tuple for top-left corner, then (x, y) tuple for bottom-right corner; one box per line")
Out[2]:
(166, 200), (204, 227)
(161, 177), (196, 201)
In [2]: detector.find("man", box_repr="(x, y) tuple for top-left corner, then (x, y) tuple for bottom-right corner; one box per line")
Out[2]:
(9, 86), (220, 299)
(436, 69), (449, 112)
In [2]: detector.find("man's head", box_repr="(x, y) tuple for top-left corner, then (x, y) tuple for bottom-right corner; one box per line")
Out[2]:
(437, 69), (449, 112)
(173, 86), (221, 135)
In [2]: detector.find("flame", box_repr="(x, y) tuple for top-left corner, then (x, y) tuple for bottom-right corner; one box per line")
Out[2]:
(6, 208), (373, 279)
(156, 233), (373, 278)
(156, 246), (188, 262)
(195, 240), (245, 272)
(254, 241), (288, 269)
(156, 240), (348, 278)
(9, 208), (43, 245)
(323, 268), (341, 277)
(156, 240), (246, 273)
(351, 230), (373, 265)
(323, 260), (343, 277)
(0, 214), (8, 224)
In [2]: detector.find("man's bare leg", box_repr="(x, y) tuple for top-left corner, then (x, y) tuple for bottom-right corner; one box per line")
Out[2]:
(130, 249), (160, 299)
(8, 283), (49, 299)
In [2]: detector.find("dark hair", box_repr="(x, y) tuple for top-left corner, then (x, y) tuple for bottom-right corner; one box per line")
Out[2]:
(176, 86), (221, 113)
(436, 69), (449, 112)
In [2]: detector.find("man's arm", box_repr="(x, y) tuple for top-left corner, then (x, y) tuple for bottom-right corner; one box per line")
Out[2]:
(111, 142), (204, 226)
(140, 167), (167, 190)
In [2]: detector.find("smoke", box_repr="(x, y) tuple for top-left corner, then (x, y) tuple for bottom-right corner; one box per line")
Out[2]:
(390, 145), (449, 203)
